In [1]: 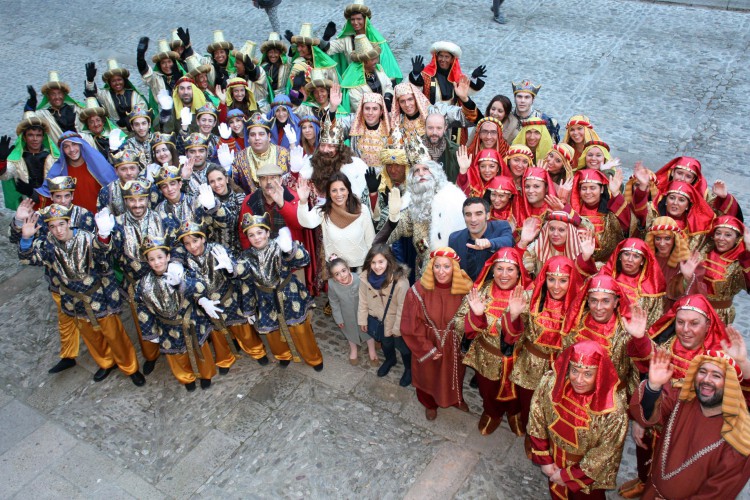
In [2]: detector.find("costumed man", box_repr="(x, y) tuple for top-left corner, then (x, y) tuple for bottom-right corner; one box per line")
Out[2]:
(79, 97), (117, 156)
(37, 131), (117, 214)
(177, 104), (219, 161)
(135, 235), (217, 392)
(339, 35), (393, 114)
(0, 112), (58, 210)
(409, 41), (486, 144)
(320, 0), (402, 82)
(400, 248), (474, 420)
(153, 165), (219, 225)
(259, 32), (292, 103)
(123, 105), (155, 171)
(331, 86), (392, 172)
(563, 274), (642, 396)
(423, 113), (460, 183)
(236, 215), (325, 370)
(181, 133), (223, 198)
(285, 23), (340, 86)
(95, 179), (181, 376)
(371, 129), (410, 232)
(632, 345), (750, 499)
(622, 294), (741, 498)
(377, 148), (467, 276)
(171, 220), (270, 373)
(296, 68), (339, 121)
(9, 177), (95, 374)
(97, 149), (140, 217)
(19, 204), (145, 386)
(389, 82), (478, 145)
(84, 59), (147, 132)
(231, 113), (290, 194)
(505, 80), (560, 144)
(528, 341), (629, 499)
(26, 71), (84, 144)
(137, 37), (185, 117)
(156, 75), (205, 135)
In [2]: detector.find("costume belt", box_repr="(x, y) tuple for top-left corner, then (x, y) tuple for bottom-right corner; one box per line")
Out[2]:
(256, 274), (301, 362)
(59, 281), (103, 332)
(159, 305), (204, 374)
(478, 334), (505, 358)
(208, 284), (239, 357)
(524, 341), (556, 363)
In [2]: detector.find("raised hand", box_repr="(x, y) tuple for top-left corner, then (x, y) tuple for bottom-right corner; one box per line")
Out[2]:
(387, 187), (402, 222)
(602, 157), (622, 172)
(25, 85), (37, 110)
(15, 198), (35, 222)
(218, 122), (231, 140)
(176, 27), (191, 47)
(322, 21), (337, 41)
(329, 82), (342, 110)
(283, 123), (297, 145)
(180, 107), (192, 130)
(721, 325), (749, 370)
(94, 208), (115, 238)
(85, 62), (97, 83)
(578, 228), (597, 262)
(198, 297), (223, 319)
(648, 348), (674, 391)
(20, 213), (41, 239)
(508, 285), (527, 321)
(679, 251), (702, 281)
(214, 84), (227, 104)
(165, 261), (184, 286)
(556, 177), (573, 202)
(137, 37), (149, 58)
(108, 128), (125, 152)
(275, 226), (293, 253)
(467, 287), (486, 317)
(156, 89), (173, 111)
(211, 245), (234, 273)
(633, 161), (651, 190)
(457, 145), (472, 175)
(289, 145), (305, 173)
(0, 135), (12, 161)
(216, 143), (234, 169)
(471, 64), (487, 80)
(267, 176), (285, 207)
(544, 194), (565, 212)
(197, 183), (216, 210)
(453, 75), (471, 102)
(712, 179), (728, 199)
(365, 167), (380, 194)
(623, 305), (648, 339)
(609, 167), (624, 194)
(296, 179), (311, 201)
(745, 225), (750, 250)
(411, 55), (424, 75)
(181, 156), (194, 179)
(519, 217), (541, 247)
(284, 30), (294, 44)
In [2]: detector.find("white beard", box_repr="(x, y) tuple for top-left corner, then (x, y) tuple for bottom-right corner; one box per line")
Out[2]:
(428, 182), (467, 250)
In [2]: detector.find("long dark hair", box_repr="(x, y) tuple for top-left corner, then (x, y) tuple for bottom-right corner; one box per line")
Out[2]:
(322, 171), (361, 216)
(485, 95), (512, 120)
(206, 164), (244, 194)
(363, 244), (409, 286)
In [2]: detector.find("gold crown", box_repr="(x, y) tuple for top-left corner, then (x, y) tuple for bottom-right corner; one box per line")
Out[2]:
(140, 234), (170, 256)
(319, 114), (344, 146)
(122, 179), (152, 197)
(176, 220), (206, 240)
(39, 203), (73, 222)
(154, 165), (181, 185)
(47, 176), (77, 193)
(241, 212), (271, 233)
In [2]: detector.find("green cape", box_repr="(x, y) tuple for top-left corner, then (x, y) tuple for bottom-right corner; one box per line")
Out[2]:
(333, 18), (402, 83)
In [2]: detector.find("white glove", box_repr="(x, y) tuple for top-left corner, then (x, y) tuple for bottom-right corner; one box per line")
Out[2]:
(218, 123), (231, 140)
(148, 337), (160, 343)
(94, 208), (115, 237)
(276, 226), (293, 253)
(165, 261), (184, 286)
(283, 124), (297, 145)
(299, 159), (313, 180)
(199, 297), (224, 319)
(108, 129), (124, 152)
(145, 163), (160, 183)
(179, 155), (188, 167)
(198, 183), (216, 210)
(157, 89), (173, 111)
(388, 188), (402, 223)
(289, 145), (305, 173)
(217, 143), (235, 169)
(180, 107), (192, 129)
(247, 315), (256, 325)
(602, 158), (621, 171)
(211, 246), (234, 273)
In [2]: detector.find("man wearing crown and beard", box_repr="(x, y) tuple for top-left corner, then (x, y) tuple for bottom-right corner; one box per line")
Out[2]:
(375, 136), (467, 277)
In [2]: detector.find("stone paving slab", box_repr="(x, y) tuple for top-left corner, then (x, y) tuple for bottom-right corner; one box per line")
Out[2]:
(404, 442), (480, 500)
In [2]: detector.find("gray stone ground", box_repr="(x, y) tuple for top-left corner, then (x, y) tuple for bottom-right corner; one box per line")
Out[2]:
(0, 0), (750, 498)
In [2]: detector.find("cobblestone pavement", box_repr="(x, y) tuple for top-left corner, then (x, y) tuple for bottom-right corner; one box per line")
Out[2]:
(0, 0), (749, 498)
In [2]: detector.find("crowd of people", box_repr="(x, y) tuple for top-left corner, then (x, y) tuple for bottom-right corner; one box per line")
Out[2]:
(2, 1), (750, 497)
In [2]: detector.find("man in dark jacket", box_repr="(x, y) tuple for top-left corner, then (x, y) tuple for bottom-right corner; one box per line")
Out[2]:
(448, 197), (513, 281)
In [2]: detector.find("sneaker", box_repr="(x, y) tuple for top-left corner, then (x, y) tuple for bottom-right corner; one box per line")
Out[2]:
(494, 12), (507, 24)
(48, 358), (76, 374)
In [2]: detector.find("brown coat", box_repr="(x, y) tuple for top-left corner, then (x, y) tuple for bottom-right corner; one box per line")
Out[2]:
(357, 271), (409, 337)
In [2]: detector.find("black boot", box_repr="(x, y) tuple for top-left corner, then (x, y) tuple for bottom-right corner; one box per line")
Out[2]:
(185, 381), (196, 392)
(143, 359), (157, 375)
(399, 352), (412, 387)
(219, 367), (230, 375)
(257, 355), (269, 366)
(130, 371), (146, 386)
(200, 378), (212, 389)
(313, 362), (324, 372)
(93, 366), (115, 382)
(49, 358), (76, 374)
(279, 359), (291, 368)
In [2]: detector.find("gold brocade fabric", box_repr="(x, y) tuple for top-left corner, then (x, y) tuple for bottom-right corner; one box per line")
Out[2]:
(140, 272), (182, 322)
(583, 211), (623, 264)
(615, 276), (666, 330)
(511, 299), (565, 390)
(701, 248), (745, 324)
(51, 230), (96, 281)
(155, 194), (199, 224)
(528, 372), (629, 493)
(386, 212), (431, 274)
(353, 127), (388, 168)
(399, 115), (426, 138)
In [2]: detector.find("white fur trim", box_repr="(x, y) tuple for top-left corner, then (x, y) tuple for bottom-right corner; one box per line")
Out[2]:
(299, 157), (313, 180)
(430, 41), (462, 59)
(430, 183), (466, 250)
(340, 157), (369, 201)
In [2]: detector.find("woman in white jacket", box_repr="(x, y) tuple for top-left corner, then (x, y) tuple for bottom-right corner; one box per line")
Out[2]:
(297, 171), (375, 270)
